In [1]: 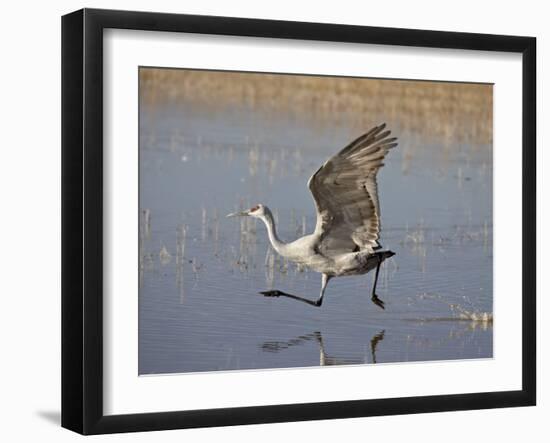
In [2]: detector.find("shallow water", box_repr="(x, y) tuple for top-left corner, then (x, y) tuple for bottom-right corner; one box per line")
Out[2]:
(139, 101), (493, 375)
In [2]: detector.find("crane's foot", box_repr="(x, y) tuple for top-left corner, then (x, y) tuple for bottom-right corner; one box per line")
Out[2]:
(371, 294), (385, 310)
(259, 290), (321, 307)
(259, 290), (284, 297)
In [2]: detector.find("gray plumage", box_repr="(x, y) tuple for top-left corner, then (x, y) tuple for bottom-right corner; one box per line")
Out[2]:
(228, 123), (397, 308)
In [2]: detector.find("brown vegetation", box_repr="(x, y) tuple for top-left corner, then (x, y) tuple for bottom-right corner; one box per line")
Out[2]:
(140, 68), (492, 145)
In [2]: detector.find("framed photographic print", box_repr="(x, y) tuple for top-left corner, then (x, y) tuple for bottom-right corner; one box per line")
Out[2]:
(61, 8), (536, 435)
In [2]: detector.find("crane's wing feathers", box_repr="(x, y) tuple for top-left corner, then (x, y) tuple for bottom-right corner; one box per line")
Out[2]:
(308, 124), (397, 255)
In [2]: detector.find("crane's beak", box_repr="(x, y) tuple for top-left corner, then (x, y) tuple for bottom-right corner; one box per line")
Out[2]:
(226, 210), (249, 218)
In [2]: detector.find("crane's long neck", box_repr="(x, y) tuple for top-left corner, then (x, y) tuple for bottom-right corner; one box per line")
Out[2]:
(259, 210), (287, 256)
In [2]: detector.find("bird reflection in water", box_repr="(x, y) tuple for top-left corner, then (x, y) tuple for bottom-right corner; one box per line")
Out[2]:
(369, 330), (385, 364)
(261, 330), (386, 366)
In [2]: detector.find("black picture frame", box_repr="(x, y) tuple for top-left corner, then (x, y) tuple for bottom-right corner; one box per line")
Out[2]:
(61, 8), (536, 435)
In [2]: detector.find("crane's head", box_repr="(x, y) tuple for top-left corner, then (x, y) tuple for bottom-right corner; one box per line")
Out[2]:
(226, 204), (266, 218)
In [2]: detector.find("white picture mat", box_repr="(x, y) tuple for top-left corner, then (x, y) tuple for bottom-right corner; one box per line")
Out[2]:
(103, 29), (523, 416)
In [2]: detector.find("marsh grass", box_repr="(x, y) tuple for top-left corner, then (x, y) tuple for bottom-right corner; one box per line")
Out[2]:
(140, 68), (492, 145)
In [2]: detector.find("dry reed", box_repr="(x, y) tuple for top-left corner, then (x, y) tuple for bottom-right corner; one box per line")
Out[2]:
(140, 68), (492, 145)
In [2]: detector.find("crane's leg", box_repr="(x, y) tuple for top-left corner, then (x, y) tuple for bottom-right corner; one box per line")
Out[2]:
(259, 273), (332, 308)
(315, 274), (331, 307)
(371, 256), (385, 309)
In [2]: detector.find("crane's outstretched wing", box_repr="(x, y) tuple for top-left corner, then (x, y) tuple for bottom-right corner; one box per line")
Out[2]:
(308, 124), (398, 255)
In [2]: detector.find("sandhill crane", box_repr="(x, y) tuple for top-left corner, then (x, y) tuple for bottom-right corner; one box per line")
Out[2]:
(228, 123), (397, 308)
